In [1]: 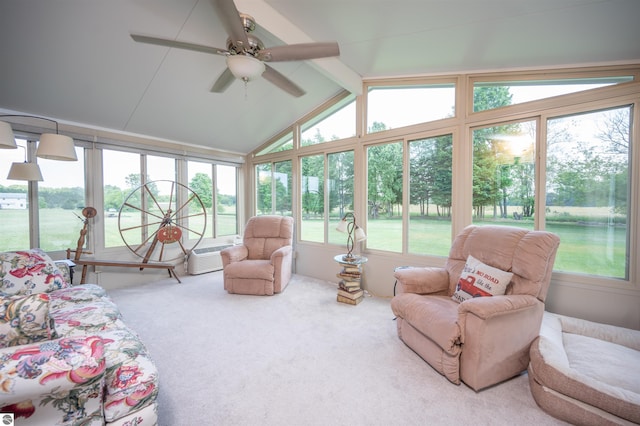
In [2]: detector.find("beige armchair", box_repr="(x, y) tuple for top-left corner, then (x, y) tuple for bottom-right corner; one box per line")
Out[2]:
(391, 225), (560, 391)
(220, 215), (294, 295)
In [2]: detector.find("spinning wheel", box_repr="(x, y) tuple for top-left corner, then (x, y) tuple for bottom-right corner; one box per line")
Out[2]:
(118, 180), (206, 263)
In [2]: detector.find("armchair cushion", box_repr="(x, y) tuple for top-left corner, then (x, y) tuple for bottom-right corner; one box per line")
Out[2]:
(451, 255), (513, 303)
(0, 249), (69, 297)
(0, 293), (54, 348)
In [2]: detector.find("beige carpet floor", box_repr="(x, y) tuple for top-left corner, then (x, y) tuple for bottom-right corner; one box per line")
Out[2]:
(107, 272), (567, 426)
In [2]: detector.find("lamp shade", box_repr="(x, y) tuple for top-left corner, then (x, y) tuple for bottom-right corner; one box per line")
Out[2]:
(36, 133), (77, 161)
(7, 162), (43, 181)
(354, 226), (367, 242)
(226, 55), (265, 81)
(0, 121), (17, 149)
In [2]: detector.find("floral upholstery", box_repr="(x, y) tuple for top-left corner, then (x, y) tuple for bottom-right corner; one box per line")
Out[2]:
(0, 249), (158, 425)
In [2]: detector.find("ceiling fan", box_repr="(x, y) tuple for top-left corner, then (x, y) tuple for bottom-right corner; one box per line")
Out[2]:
(130, 0), (340, 97)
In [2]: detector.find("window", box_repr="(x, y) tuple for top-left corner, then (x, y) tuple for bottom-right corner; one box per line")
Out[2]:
(367, 141), (403, 252)
(546, 106), (631, 279)
(38, 145), (86, 252)
(301, 95), (356, 146)
(328, 151), (354, 245)
(408, 134), (453, 256)
(103, 150), (142, 247)
(216, 164), (237, 236)
(0, 139), (33, 251)
(300, 154), (324, 242)
(367, 84), (456, 133)
(472, 120), (536, 227)
(255, 161), (292, 217)
(188, 161), (238, 238)
(1, 139), (86, 252)
(473, 76), (633, 112)
(255, 131), (293, 156)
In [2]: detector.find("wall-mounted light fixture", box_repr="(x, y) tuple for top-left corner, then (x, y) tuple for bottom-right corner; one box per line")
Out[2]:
(336, 212), (367, 261)
(7, 145), (43, 181)
(0, 114), (78, 161)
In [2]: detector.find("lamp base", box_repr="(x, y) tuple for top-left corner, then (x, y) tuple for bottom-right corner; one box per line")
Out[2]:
(342, 254), (358, 262)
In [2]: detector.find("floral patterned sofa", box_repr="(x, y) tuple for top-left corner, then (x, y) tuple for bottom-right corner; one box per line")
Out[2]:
(0, 249), (158, 425)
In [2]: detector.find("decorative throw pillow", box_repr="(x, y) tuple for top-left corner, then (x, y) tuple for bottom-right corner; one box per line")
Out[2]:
(0, 249), (69, 296)
(451, 255), (513, 303)
(0, 293), (55, 348)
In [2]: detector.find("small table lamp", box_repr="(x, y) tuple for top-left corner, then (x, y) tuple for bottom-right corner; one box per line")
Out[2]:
(336, 212), (366, 261)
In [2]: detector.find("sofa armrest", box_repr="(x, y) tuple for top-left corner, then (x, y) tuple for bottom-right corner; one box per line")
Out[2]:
(0, 335), (106, 420)
(220, 245), (248, 267)
(393, 267), (449, 295)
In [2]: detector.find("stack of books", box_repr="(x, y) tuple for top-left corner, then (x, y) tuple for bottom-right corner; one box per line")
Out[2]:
(336, 262), (364, 305)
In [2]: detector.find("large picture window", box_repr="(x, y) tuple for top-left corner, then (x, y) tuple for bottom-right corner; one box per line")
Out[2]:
(300, 155), (324, 242)
(472, 120), (536, 227)
(367, 141), (403, 253)
(546, 106), (631, 279)
(409, 134), (453, 256)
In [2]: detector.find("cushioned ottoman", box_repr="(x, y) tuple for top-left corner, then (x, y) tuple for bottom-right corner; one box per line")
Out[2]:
(528, 312), (640, 425)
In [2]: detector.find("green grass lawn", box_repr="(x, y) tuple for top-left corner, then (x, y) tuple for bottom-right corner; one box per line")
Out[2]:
(301, 215), (627, 279)
(0, 208), (627, 279)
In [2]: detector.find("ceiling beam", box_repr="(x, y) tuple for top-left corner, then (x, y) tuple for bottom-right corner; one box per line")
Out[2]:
(234, 0), (362, 95)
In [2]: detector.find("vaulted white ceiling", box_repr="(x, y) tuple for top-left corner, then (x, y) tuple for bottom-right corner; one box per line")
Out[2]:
(0, 0), (638, 155)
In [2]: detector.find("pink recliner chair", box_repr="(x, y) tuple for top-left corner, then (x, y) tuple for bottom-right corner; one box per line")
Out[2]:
(391, 225), (560, 391)
(220, 215), (294, 295)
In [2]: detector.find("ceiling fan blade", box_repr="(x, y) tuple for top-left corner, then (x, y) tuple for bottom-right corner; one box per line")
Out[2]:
(131, 34), (227, 56)
(257, 42), (340, 62)
(262, 65), (305, 98)
(211, 68), (236, 93)
(211, 0), (250, 51)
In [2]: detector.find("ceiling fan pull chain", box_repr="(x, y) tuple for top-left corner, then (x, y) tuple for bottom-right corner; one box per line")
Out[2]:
(243, 77), (249, 100)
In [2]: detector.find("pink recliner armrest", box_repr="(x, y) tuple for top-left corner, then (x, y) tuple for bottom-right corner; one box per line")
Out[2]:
(393, 267), (449, 295)
(220, 245), (248, 267)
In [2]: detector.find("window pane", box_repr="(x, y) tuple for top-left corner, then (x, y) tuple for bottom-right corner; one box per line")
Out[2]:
(256, 163), (272, 215)
(409, 135), (452, 256)
(39, 146), (86, 252)
(328, 151), (354, 246)
(301, 96), (356, 146)
(300, 155), (324, 242)
(472, 121), (536, 227)
(216, 164), (237, 235)
(367, 142), (403, 252)
(473, 76), (632, 112)
(367, 84), (455, 133)
(256, 132), (293, 156)
(103, 150), (140, 247)
(546, 107), (630, 279)
(188, 161), (214, 239)
(0, 139), (31, 251)
(274, 161), (292, 216)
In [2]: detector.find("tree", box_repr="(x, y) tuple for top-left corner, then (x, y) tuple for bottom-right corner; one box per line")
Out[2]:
(368, 142), (402, 218)
(189, 173), (213, 208)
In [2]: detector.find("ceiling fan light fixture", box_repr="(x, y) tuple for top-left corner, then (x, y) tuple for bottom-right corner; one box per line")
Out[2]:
(226, 55), (265, 82)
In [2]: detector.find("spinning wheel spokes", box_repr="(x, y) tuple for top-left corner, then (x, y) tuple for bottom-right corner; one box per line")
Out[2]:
(118, 180), (207, 263)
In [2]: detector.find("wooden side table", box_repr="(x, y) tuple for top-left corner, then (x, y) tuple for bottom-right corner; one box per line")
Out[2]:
(334, 254), (367, 305)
